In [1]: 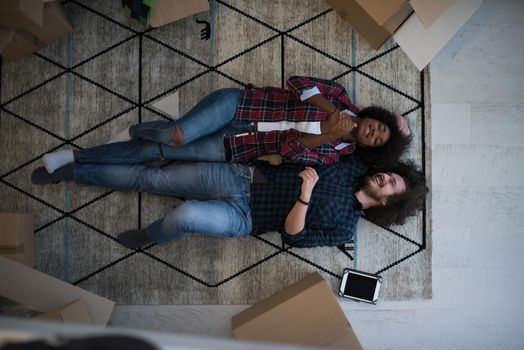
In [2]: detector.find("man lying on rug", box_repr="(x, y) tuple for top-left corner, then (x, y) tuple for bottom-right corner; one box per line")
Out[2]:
(41, 76), (411, 173)
(31, 153), (427, 249)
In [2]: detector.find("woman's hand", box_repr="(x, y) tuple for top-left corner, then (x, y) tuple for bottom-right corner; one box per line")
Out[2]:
(326, 111), (358, 141)
(299, 167), (319, 202)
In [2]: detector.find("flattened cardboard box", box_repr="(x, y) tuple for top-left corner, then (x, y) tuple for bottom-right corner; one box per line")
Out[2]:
(232, 272), (363, 350)
(34, 299), (93, 325)
(324, 0), (455, 50)
(0, 213), (34, 267)
(394, 0), (483, 70)
(0, 256), (114, 326)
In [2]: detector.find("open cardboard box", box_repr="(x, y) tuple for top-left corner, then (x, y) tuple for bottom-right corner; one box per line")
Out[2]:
(324, 0), (455, 50)
(23, 0), (73, 46)
(393, 0), (483, 70)
(33, 299), (93, 325)
(0, 256), (114, 326)
(0, 1), (72, 61)
(0, 213), (34, 267)
(232, 272), (363, 349)
(0, 0), (44, 30)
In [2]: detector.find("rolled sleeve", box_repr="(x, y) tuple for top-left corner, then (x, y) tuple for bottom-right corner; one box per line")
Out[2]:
(299, 86), (321, 101)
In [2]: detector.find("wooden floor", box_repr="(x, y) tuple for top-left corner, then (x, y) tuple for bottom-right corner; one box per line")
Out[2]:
(110, 1), (524, 349)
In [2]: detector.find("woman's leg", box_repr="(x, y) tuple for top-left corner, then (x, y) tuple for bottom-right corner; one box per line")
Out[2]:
(129, 88), (242, 145)
(76, 130), (227, 165)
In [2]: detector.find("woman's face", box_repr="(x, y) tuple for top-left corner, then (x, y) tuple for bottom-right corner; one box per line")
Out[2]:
(356, 118), (391, 147)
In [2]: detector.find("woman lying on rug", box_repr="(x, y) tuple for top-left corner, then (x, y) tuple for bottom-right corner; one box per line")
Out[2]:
(41, 76), (411, 173)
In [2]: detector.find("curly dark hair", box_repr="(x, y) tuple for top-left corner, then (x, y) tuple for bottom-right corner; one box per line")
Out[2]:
(355, 106), (412, 168)
(363, 161), (428, 227)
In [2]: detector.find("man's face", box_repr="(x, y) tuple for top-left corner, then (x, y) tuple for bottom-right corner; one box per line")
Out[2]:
(362, 172), (406, 203)
(356, 118), (391, 147)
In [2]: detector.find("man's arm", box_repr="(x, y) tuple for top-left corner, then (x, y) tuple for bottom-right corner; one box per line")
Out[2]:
(284, 167), (319, 235)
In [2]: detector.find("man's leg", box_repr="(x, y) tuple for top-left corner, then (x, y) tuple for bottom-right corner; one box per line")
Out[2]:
(129, 88), (242, 145)
(73, 162), (252, 199)
(132, 198), (251, 247)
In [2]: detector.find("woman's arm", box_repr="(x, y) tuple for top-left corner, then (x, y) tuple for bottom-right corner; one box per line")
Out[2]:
(284, 167), (319, 235)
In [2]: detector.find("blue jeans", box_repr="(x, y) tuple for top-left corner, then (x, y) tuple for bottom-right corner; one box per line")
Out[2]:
(77, 88), (255, 164)
(76, 120), (256, 164)
(73, 162), (253, 243)
(129, 88), (243, 145)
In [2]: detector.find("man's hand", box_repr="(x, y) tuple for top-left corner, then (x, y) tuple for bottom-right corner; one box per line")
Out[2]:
(396, 114), (411, 137)
(299, 167), (319, 202)
(326, 111), (358, 141)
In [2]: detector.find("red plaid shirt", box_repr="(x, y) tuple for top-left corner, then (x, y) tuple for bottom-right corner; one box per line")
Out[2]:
(228, 76), (359, 165)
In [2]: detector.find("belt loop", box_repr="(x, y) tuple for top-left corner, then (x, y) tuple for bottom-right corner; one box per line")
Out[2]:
(158, 143), (164, 161)
(223, 137), (232, 161)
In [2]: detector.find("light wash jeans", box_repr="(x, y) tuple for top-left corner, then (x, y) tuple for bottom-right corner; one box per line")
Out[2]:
(130, 88), (243, 145)
(73, 162), (253, 243)
(76, 88), (255, 164)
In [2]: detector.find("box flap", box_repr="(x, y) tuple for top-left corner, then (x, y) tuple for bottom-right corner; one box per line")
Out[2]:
(232, 272), (325, 329)
(23, 1), (72, 45)
(324, 328), (364, 350)
(151, 0), (209, 27)
(35, 299), (93, 323)
(393, 0), (483, 70)
(232, 272), (351, 347)
(410, 0), (456, 28)
(0, 256), (114, 325)
(356, 0), (407, 25)
(0, 0), (44, 28)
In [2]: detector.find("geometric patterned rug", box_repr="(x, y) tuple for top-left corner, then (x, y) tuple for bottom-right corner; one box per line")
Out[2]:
(0, 0), (431, 304)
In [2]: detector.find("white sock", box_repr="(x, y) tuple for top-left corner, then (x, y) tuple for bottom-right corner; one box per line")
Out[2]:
(42, 150), (74, 174)
(107, 126), (131, 144)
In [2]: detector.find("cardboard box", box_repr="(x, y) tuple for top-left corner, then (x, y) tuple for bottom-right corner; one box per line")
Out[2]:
(232, 272), (363, 350)
(0, 0), (44, 29)
(324, 0), (455, 50)
(0, 256), (115, 326)
(393, 0), (483, 70)
(410, 0), (456, 28)
(0, 213), (34, 267)
(0, 28), (39, 61)
(150, 0), (210, 27)
(34, 299), (93, 325)
(324, 0), (413, 50)
(23, 1), (72, 46)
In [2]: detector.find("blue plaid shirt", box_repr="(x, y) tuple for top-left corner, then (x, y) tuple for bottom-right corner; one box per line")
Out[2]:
(250, 153), (368, 247)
